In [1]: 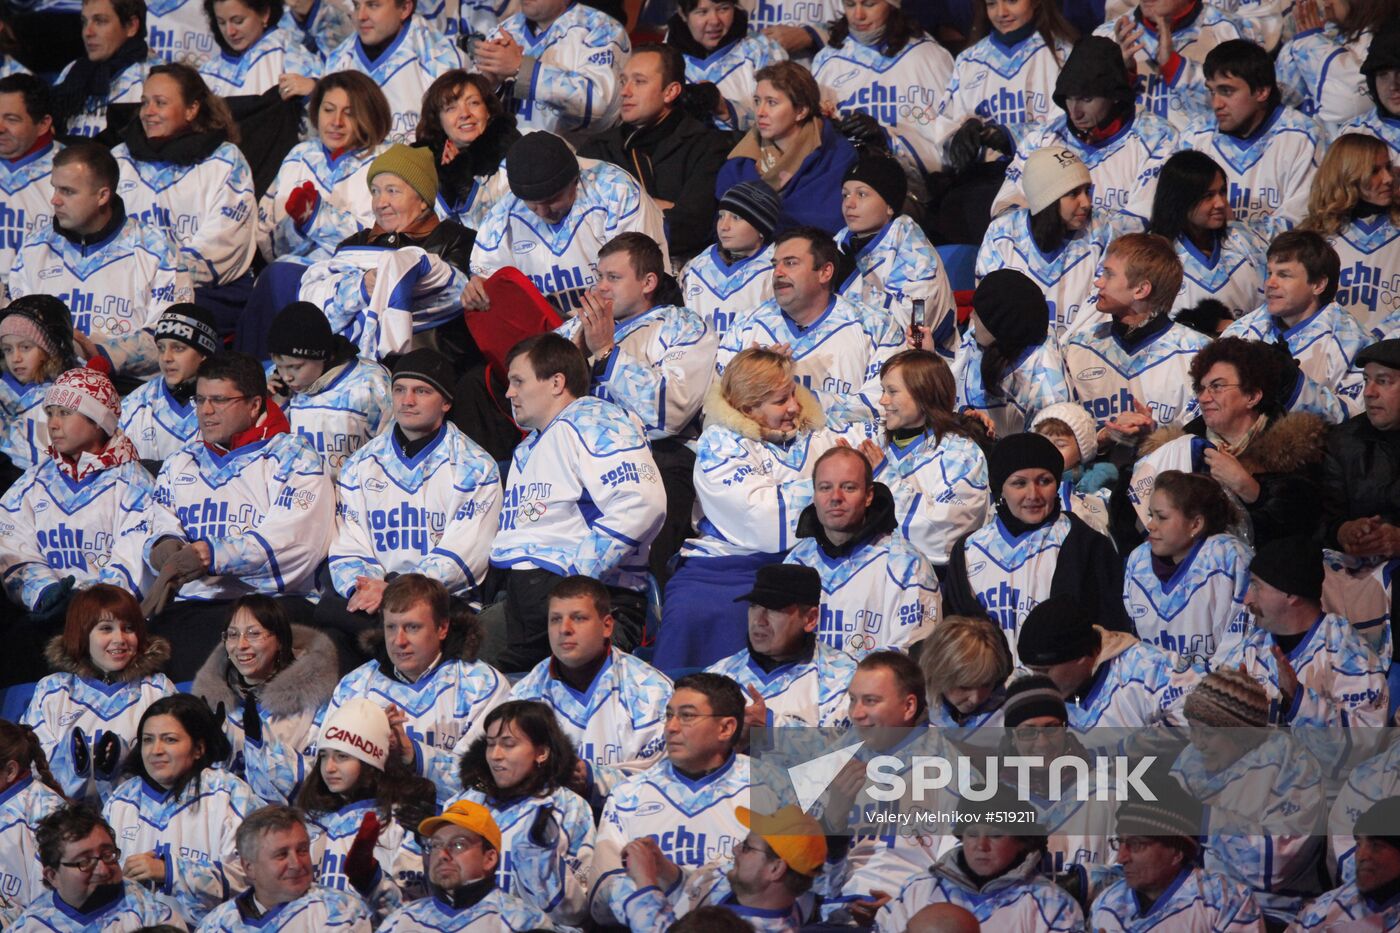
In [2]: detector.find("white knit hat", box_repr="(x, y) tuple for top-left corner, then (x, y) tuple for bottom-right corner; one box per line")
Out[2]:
(1033, 402), (1098, 465)
(1022, 146), (1092, 215)
(318, 698), (391, 770)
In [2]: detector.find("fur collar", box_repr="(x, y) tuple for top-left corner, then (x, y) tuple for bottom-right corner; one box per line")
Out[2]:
(193, 624), (340, 718)
(44, 635), (170, 683)
(1140, 412), (1327, 473)
(701, 381), (825, 443)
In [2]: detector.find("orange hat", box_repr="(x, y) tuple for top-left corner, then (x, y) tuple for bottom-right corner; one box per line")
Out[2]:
(736, 805), (827, 877)
(418, 801), (503, 853)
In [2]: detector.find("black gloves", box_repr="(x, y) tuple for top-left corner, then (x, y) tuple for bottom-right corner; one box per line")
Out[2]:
(527, 805), (559, 848)
(243, 697), (263, 744)
(836, 110), (887, 150)
(32, 576), (76, 622)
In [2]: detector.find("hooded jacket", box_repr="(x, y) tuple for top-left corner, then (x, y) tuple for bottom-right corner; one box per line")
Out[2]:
(1321, 412), (1400, 550)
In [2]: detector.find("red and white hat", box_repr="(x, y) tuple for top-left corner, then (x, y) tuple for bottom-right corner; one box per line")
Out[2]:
(44, 368), (120, 436)
(318, 698), (391, 770)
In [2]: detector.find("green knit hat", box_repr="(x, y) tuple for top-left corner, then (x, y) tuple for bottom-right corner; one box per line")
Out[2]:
(367, 143), (439, 207)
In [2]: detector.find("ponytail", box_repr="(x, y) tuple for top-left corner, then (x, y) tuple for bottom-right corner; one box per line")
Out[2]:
(0, 720), (70, 802)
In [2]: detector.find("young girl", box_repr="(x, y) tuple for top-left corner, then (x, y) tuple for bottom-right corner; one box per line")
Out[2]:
(454, 701), (595, 930)
(1031, 401), (1115, 537)
(0, 297), (79, 487)
(1123, 470), (1252, 670)
(104, 694), (258, 926)
(23, 585), (175, 800)
(0, 721), (69, 925)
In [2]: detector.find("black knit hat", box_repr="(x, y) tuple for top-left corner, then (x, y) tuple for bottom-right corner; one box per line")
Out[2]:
(1017, 595), (1097, 667)
(972, 269), (1049, 354)
(1115, 773), (1203, 845)
(718, 180), (781, 242)
(1249, 535), (1322, 601)
(267, 302), (336, 361)
(989, 432), (1064, 495)
(1361, 20), (1400, 110)
(842, 153), (907, 214)
(154, 303), (220, 358)
(506, 131), (580, 202)
(1054, 35), (1134, 111)
(1002, 674), (1068, 727)
(1354, 796), (1400, 852)
(392, 348), (456, 403)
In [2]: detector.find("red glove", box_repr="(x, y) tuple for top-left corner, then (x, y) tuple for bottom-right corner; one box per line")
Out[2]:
(344, 810), (382, 895)
(285, 181), (319, 227)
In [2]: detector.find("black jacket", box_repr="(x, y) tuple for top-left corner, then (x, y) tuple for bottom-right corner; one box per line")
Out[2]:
(579, 109), (733, 260)
(337, 220), (475, 273)
(1322, 413), (1400, 549)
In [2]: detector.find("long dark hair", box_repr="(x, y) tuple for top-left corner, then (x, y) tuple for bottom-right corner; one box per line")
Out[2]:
(126, 694), (232, 803)
(296, 748), (437, 829)
(828, 6), (925, 56)
(1150, 150), (1225, 243)
(1029, 201), (1072, 253)
(457, 701), (577, 802)
(202, 0), (284, 55)
(224, 595), (296, 675)
(0, 720), (69, 801)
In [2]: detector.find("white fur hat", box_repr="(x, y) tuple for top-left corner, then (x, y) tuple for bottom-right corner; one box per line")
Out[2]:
(1032, 402), (1098, 465)
(318, 697), (391, 770)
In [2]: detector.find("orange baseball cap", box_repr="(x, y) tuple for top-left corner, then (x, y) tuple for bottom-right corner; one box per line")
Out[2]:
(736, 805), (827, 877)
(418, 801), (503, 853)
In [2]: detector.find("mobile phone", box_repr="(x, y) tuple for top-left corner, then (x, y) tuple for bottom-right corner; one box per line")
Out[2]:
(911, 299), (926, 329)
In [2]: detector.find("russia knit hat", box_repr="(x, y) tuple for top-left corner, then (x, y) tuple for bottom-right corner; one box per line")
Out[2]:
(267, 302), (336, 361)
(842, 152), (907, 214)
(45, 367), (121, 436)
(1114, 774), (1203, 844)
(1054, 36), (1134, 111)
(988, 431), (1064, 496)
(1002, 674), (1068, 728)
(507, 131), (580, 202)
(318, 697), (391, 770)
(154, 303), (221, 358)
(368, 143), (439, 207)
(1249, 535), (1322, 601)
(1032, 401), (1098, 466)
(392, 348), (456, 404)
(1182, 668), (1269, 728)
(1016, 595), (1097, 667)
(1023, 145), (1092, 215)
(718, 180), (781, 242)
(0, 294), (75, 364)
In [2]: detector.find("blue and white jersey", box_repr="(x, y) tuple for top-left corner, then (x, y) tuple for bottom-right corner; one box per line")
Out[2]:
(994, 112), (1180, 223)
(436, 159), (510, 232)
(619, 859), (804, 932)
(8, 214), (192, 377)
(927, 30), (1075, 168)
(195, 884), (372, 932)
(1089, 866), (1265, 931)
(813, 36), (953, 175)
(330, 422), (500, 599)
(379, 887), (555, 931)
(492, 3), (629, 144)
(1179, 105), (1325, 229)
(952, 331), (1074, 439)
(0, 773), (67, 923)
(957, 513), (1071, 654)
(927, 693), (1006, 749)
(512, 648), (671, 800)
(319, 657), (511, 802)
(1062, 317), (1211, 429)
(1276, 24), (1372, 136)
(738, 0), (839, 43)
(1064, 629), (1196, 730)
(590, 754), (755, 926)
(1172, 223), (1268, 320)
(1171, 730), (1326, 923)
(491, 395), (667, 591)
(716, 294), (904, 424)
(0, 458), (156, 609)
(556, 303), (718, 439)
(200, 27), (320, 97)
(1330, 741), (1400, 885)
(708, 640), (856, 728)
(787, 529), (940, 658)
(1327, 214), (1400, 338)
(1214, 611), (1389, 729)
(1222, 301), (1368, 417)
(11, 879), (183, 932)
(451, 788), (593, 928)
(147, 0), (219, 63)
(0, 374), (50, 474)
(282, 357), (392, 480)
(875, 849), (1084, 932)
(104, 771), (259, 925)
(278, 0), (354, 59)
(1092, 6), (1245, 131)
(1293, 881), (1400, 933)
(679, 243), (774, 339)
(305, 800), (421, 915)
(1340, 108), (1400, 162)
(871, 429), (990, 567)
(259, 143), (382, 263)
(834, 216), (956, 354)
(0, 140), (57, 281)
(54, 56), (153, 140)
(472, 158), (670, 315)
(1208, 0), (1288, 52)
(976, 210), (1114, 341)
(141, 430), (334, 601)
(679, 34), (786, 132)
(113, 140), (257, 286)
(0, 56), (26, 77)
(1122, 533), (1252, 669)
(118, 378), (199, 462)
(318, 16), (463, 143)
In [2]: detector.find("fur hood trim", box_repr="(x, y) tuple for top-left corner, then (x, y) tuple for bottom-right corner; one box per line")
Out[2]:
(193, 624), (340, 717)
(44, 634), (170, 683)
(1139, 412), (1327, 473)
(702, 381), (825, 442)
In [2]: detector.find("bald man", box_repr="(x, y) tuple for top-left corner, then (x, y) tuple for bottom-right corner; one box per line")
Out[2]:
(908, 903), (980, 933)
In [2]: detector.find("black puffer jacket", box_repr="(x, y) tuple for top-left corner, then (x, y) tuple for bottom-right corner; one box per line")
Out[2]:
(1322, 413), (1400, 549)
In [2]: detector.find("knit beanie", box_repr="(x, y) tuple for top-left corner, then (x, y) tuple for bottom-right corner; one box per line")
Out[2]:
(267, 302), (336, 361)
(1182, 668), (1270, 728)
(1361, 20), (1400, 110)
(1, 295), (74, 363)
(44, 368), (120, 436)
(1032, 401), (1098, 466)
(392, 348), (456, 403)
(1002, 674), (1068, 727)
(718, 181), (781, 242)
(507, 132), (580, 202)
(842, 152), (907, 214)
(972, 269), (1049, 353)
(1016, 594), (1097, 667)
(1053, 36), (1134, 111)
(368, 143), (439, 207)
(1023, 145), (1092, 215)
(1354, 797), (1400, 853)
(154, 303), (221, 358)
(989, 432), (1064, 496)
(318, 698), (391, 770)
(1114, 774), (1203, 844)
(1249, 535), (1323, 602)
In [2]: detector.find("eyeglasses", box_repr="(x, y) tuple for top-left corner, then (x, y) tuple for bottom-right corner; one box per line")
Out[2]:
(1012, 726), (1064, 743)
(224, 628), (270, 646)
(194, 394), (250, 408)
(664, 710), (729, 725)
(425, 836), (483, 855)
(60, 847), (121, 872)
(735, 839), (777, 859)
(1197, 381), (1242, 398)
(1108, 837), (1162, 853)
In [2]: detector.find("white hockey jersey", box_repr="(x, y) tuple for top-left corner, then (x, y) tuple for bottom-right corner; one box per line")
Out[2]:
(0, 140), (57, 281)
(147, 0), (218, 63)
(1063, 316), (1210, 429)
(379, 886), (554, 931)
(875, 848), (1084, 932)
(258, 141), (383, 264)
(834, 216), (956, 355)
(195, 884), (372, 932)
(1089, 866), (1265, 931)
(617, 859), (804, 932)
(200, 28), (319, 97)
(54, 56), (152, 140)
(278, 0), (354, 59)
(1062, 628), (1196, 730)
(1222, 301), (1368, 417)
(282, 356), (393, 479)
(10, 879), (184, 932)
(1292, 881), (1400, 933)
(679, 242), (774, 340)
(305, 799), (422, 914)
(118, 378), (199, 462)
(679, 34), (786, 132)
(0, 374), (50, 475)
(871, 429), (990, 567)
(707, 639), (856, 728)
(952, 331), (1074, 438)
(1340, 108), (1400, 162)
(739, 0), (839, 43)
(1172, 222), (1267, 320)
(1122, 532), (1252, 669)
(1276, 24), (1372, 136)
(1179, 105), (1325, 228)
(0, 773), (67, 922)
(1330, 740), (1400, 885)
(490, 395), (666, 592)
(1329, 215), (1400, 338)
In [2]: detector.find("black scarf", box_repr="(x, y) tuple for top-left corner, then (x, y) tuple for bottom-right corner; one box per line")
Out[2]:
(1110, 309), (1172, 353)
(169, 378), (198, 405)
(56, 196), (127, 248)
(436, 113), (521, 209)
(749, 632), (816, 674)
(435, 875), (496, 911)
(795, 483), (899, 559)
(394, 422), (444, 460)
(123, 123), (227, 165)
(52, 37), (149, 135)
(621, 107), (684, 192)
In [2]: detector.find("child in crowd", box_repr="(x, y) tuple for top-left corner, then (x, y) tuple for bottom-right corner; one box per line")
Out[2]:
(1031, 402), (1116, 536)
